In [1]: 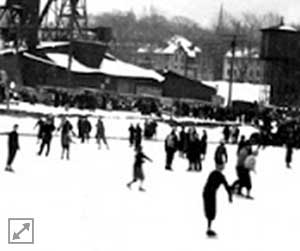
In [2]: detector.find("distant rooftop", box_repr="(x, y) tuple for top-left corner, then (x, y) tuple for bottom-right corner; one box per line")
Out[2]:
(261, 18), (298, 32)
(225, 48), (260, 58)
(137, 35), (201, 58)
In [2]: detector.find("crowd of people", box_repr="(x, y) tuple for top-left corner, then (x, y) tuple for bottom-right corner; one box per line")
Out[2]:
(1, 113), (296, 239)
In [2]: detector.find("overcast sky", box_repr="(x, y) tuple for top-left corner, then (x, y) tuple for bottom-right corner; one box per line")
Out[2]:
(84, 0), (300, 27)
(0, 0), (299, 28)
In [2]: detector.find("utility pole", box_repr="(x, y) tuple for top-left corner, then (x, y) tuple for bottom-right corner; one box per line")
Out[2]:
(227, 35), (237, 107)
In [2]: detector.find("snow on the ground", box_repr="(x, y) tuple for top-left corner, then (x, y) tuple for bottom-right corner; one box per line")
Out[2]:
(0, 113), (298, 251)
(203, 80), (270, 105)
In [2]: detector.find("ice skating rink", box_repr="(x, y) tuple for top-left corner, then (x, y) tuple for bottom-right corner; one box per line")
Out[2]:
(0, 129), (299, 251)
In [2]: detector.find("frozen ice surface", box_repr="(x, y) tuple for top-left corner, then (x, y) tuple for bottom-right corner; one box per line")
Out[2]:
(0, 113), (298, 251)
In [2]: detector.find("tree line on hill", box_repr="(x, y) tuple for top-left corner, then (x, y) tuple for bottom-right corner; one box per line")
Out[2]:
(89, 7), (283, 80)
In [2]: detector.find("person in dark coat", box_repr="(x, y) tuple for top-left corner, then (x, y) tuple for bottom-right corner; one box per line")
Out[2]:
(223, 125), (231, 143)
(38, 116), (55, 156)
(237, 135), (247, 154)
(5, 124), (20, 172)
(214, 141), (228, 169)
(231, 126), (240, 144)
(285, 132), (294, 168)
(203, 164), (232, 237)
(57, 117), (75, 160)
(127, 146), (152, 192)
(128, 124), (135, 147)
(164, 128), (178, 171)
(82, 117), (92, 143)
(178, 126), (186, 157)
(95, 117), (109, 149)
(77, 116), (84, 143)
(135, 124), (142, 150)
(34, 117), (45, 144)
(200, 130), (208, 160)
(186, 132), (202, 171)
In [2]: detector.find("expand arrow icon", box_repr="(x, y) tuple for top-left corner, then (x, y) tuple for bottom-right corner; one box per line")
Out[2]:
(13, 223), (30, 240)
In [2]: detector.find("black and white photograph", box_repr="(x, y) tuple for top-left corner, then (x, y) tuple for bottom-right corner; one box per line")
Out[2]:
(0, 0), (299, 250)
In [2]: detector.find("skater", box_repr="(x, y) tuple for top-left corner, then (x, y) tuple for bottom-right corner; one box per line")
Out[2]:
(243, 149), (258, 199)
(127, 145), (152, 192)
(231, 126), (240, 144)
(223, 125), (231, 143)
(203, 164), (232, 237)
(186, 131), (202, 171)
(95, 117), (109, 149)
(200, 130), (208, 160)
(5, 124), (20, 172)
(38, 116), (55, 156)
(237, 135), (247, 154)
(285, 132), (294, 168)
(128, 123), (135, 147)
(164, 128), (178, 171)
(57, 116), (75, 160)
(135, 124), (142, 150)
(77, 116), (84, 143)
(231, 142), (254, 199)
(214, 140), (228, 170)
(178, 126), (187, 158)
(82, 117), (92, 143)
(34, 117), (44, 144)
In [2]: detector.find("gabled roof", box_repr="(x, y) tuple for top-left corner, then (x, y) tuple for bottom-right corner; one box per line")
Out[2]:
(23, 52), (165, 82)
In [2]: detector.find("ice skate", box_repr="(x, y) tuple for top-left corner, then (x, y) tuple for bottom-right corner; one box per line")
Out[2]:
(139, 187), (146, 192)
(206, 230), (217, 238)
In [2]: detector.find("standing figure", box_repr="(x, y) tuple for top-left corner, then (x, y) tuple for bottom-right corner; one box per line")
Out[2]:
(127, 146), (152, 192)
(186, 131), (202, 171)
(285, 132), (294, 168)
(203, 165), (232, 237)
(231, 126), (240, 144)
(214, 140), (228, 169)
(164, 128), (178, 171)
(34, 117), (44, 144)
(135, 124), (142, 150)
(128, 124), (135, 147)
(178, 126), (186, 157)
(231, 142), (254, 199)
(82, 117), (92, 143)
(237, 135), (246, 154)
(77, 116), (84, 142)
(38, 116), (55, 156)
(5, 124), (20, 172)
(58, 117), (75, 160)
(200, 130), (208, 160)
(223, 125), (231, 143)
(95, 117), (109, 149)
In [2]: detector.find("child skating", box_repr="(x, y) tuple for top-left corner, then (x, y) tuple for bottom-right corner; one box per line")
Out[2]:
(127, 145), (152, 192)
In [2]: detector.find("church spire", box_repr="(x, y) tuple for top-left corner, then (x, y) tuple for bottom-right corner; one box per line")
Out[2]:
(216, 2), (224, 34)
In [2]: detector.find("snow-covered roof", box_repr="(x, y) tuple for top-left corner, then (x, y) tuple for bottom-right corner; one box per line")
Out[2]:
(23, 52), (164, 82)
(277, 25), (297, 32)
(99, 54), (164, 82)
(37, 41), (70, 49)
(137, 35), (201, 58)
(225, 48), (260, 58)
(0, 41), (70, 56)
(158, 35), (201, 57)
